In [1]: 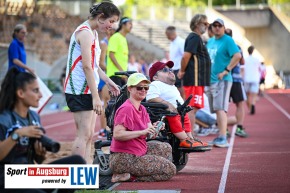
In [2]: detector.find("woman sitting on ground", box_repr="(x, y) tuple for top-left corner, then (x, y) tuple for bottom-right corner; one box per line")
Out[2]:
(109, 73), (176, 182)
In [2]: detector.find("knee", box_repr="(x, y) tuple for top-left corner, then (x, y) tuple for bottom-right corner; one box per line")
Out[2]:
(77, 131), (94, 141)
(164, 143), (172, 151)
(165, 162), (177, 180)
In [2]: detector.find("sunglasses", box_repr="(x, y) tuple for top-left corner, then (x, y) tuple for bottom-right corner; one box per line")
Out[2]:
(135, 86), (149, 91)
(201, 22), (209, 26)
(159, 68), (173, 73)
(213, 24), (223, 28)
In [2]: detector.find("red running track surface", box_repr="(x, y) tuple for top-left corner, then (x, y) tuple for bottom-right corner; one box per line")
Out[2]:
(42, 90), (290, 193)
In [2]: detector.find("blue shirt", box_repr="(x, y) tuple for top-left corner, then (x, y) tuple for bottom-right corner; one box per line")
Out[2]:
(206, 35), (239, 83)
(8, 38), (26, 72)
(231, 45), (243, 83)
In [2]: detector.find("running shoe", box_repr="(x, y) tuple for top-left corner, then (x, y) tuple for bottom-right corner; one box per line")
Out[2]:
(235, 127), (248, 138)
(209, 126), (219, 135)
(196, 127), (211, 137)
(208, 137), (229, 148)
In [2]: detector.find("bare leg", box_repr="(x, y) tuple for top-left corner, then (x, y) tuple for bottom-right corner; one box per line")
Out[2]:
(216, 110), (227, 136)
(227, 115), (237, 125)
(173, 132), (188, 140)
(235, 101), (245, 125)
(188, 108), (198, 133)
(99, 85), (110, 129)
(177, 87), (185, 99)
(72, 110), (95, 163)
(246, 92), (251, 109)
(251, 93), (258, 106)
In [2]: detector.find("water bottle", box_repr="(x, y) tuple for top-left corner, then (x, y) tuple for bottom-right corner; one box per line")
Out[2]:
(148, 116), (165, 139)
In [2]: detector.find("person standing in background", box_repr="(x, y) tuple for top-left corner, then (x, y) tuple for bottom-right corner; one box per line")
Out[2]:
(206, 19), (241, 147)
(98, 27), (117, 138)
(165, 26), (185, 98)
(259, 61), (267, 96)
(177, 14), (211, 135)
(225, 28), (248, 138)
(128, 54), (141, 72)
(138, 57), (149, 76)
(107, 17), (133, 87)
(207, 23), (214, 39)
(243, 45), (261, 115)
(64, 2), (120, 163)
(8, 24), (34, 74)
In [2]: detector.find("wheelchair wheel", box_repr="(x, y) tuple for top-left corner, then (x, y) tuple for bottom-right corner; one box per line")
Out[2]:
(175, 152), (189, 172)
(93, 153), (112, 176)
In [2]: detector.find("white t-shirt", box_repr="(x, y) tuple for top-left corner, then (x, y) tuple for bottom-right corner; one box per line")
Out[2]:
(128, 62), (140, 72)
(146, 81), (183, 108)
(243, 55), (261, 83)
(170, 36), (185, 71)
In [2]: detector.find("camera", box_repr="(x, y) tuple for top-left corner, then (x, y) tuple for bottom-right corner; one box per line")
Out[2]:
(34, 127), (60, 153)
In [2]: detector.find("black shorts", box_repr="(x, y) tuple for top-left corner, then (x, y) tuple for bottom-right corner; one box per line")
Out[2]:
(229, 82), (247, 103)
(173, 70), (183, 88)
(65, 93), (93, 112)
(260, 78), (265, 85)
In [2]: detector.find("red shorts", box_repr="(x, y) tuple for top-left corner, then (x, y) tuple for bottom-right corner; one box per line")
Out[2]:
(166, 114), (191, 133)
(183, 86), (204, 109)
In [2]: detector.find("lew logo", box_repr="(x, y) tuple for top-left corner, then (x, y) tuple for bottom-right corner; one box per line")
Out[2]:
(5, 164), (100, 189)
(70, 167), (98, 185)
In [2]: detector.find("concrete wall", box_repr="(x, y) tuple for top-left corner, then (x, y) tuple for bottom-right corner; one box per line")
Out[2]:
(0, 44), (51, 82)
(218, 8), (271, 28)
(219, 8), (290, 73)
(127, 33), (165, 60)
(244, 11), (290, 73)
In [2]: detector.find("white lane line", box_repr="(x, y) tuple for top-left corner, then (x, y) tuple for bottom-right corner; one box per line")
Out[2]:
(218, 125), (237, 193)
(44, 119), (74, 129)
(264, 94), (290, 120)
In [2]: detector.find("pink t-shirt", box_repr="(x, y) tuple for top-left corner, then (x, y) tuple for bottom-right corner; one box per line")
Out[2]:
(110, 99), (151, 156)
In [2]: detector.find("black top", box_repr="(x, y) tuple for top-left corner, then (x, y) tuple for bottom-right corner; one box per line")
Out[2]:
(183, 33), (211, 86)
(0, 110), (41, 187)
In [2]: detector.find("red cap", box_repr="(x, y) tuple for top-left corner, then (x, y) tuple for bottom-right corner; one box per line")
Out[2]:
(149, 61), (174, 81)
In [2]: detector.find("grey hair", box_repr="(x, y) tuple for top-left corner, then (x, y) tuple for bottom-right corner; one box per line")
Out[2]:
(12, 24), (26, 38)
(189, 14), (207, 31)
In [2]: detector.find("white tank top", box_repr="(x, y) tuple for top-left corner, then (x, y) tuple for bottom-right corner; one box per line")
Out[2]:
(64, 21), (101, 95)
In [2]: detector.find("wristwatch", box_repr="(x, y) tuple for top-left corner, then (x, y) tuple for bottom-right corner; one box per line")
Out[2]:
(11, 132), (19, 141)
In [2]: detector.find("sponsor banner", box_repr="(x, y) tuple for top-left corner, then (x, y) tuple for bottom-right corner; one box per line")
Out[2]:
(5, 164), (99, 189)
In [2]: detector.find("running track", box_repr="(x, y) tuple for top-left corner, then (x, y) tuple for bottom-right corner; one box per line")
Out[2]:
(41, 90), (290, 193)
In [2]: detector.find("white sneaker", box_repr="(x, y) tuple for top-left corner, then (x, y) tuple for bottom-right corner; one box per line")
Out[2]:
(196, 127), (211, 137)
